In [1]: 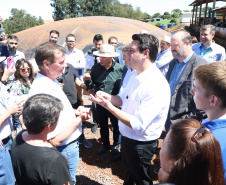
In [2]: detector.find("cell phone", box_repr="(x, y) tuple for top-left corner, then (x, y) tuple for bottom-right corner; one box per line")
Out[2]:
(7, 57), (14, 69)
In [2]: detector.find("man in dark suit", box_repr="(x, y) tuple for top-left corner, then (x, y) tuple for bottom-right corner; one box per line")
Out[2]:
(165, 31), (207, 132)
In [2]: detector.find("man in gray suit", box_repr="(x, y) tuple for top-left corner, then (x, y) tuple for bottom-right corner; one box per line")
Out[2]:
(165, 31), (207, 132)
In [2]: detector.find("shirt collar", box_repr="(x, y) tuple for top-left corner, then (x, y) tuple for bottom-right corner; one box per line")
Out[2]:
(176, 52), (193, 64)
(66, 47), (76, 53)
(160, 47), (171, 54)
(136, 64), (155, 83)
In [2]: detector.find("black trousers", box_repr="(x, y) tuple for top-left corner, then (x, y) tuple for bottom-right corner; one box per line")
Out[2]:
(96, 104), (121, 147)
(121, 136), (158, 185)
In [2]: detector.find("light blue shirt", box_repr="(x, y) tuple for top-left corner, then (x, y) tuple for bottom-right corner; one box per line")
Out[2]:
(156, 48), (173, 76)
(116, 49), (124, 65)
(192, 42), (225, 63)
(169, 53), (193, 96)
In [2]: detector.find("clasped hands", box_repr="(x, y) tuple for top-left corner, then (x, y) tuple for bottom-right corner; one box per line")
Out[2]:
(75, 106), (91, 121)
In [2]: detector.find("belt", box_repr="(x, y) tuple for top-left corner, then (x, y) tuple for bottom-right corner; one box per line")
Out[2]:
(2, 134), (12, 145)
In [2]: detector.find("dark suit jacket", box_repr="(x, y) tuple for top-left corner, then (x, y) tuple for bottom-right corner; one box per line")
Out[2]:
(166, 53), (207, 124)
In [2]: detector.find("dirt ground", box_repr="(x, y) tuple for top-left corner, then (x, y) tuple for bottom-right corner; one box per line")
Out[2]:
(76, 94), (166, 185)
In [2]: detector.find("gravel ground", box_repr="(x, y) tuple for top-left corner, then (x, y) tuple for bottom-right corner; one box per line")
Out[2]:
(75, 94), (165, 185)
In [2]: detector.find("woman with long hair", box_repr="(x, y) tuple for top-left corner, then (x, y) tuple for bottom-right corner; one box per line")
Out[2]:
(158, 119), (225, 185)
(8, 58), (34, 131)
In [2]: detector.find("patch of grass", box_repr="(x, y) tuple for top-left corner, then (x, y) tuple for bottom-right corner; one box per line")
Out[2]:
(149, 19), (180, 26)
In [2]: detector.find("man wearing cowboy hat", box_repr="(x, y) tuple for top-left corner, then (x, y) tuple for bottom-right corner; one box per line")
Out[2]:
(155, 35), (173, 76)
(84, 44), (123, 159)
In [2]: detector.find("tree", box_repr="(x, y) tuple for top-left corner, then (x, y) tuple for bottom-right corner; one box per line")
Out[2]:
(172, 12), (180, 18)
(2, 8), (44, 34)
(50, 0), (68, 20)
(170, 18), (178, 24)
(201, 6), (211, 14)
(184, 10), (190, 12)
(171, 9), (182, 15)
(162, 12), (171, 19)
(153, 12), (161, 18)
(142, 12), (152, 19)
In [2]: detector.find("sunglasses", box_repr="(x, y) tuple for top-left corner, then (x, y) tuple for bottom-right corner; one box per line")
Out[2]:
(20, 67), (31, 72)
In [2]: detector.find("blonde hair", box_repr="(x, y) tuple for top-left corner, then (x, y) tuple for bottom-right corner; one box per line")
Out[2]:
(194, 61), (226, 108)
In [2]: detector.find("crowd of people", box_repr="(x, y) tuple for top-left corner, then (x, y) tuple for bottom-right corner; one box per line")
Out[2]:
(0, 20), (225, 185)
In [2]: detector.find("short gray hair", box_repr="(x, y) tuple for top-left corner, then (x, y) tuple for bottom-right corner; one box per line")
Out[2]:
(200, 24), (216, 35)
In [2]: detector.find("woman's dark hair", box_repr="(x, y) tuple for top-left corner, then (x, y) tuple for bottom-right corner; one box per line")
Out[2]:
(166, 119), (224, 185)
(14, 58), (34, 87)
(23, 94), (63, 135)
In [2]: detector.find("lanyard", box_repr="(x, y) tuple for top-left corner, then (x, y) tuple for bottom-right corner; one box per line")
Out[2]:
(200, 46), (211, 57)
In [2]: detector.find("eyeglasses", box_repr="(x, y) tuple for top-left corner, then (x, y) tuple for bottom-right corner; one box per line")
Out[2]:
(191, 127), (211, 143)
(9, 42), (18, 45)
(67, 41), (75, 43)
(20, 67), (31, 72)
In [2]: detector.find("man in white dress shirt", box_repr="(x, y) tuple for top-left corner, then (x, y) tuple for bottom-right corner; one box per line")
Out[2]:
(192, 24), (225, 63)
(155, 35), (173, 76)
(65, 33), (86, 105)
(29, 42), (90, 184)
(90, 34), (171, 185)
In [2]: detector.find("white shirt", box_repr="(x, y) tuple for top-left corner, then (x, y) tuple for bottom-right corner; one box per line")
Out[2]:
(155, 48), (173, 76)
(0, 82), (13, 140)
(119, 66), (135, 94)
(118, 64), (171, 141)
(29, 73), (82, 146)
(192, 42), (225, 63)
(65, 48), (85, 81)
(86, 55), (100, 70)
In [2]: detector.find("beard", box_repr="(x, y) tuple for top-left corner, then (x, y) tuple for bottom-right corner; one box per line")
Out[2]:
(9, 47), (16, 54)
(172, 44), (186, 59)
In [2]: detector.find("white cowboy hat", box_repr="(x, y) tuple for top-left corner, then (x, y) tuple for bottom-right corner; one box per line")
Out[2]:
(140, 30), (148, 34)
(161, 35), (171, 44)
(0, 56), (6, 63)
(93, 44), (120, 57)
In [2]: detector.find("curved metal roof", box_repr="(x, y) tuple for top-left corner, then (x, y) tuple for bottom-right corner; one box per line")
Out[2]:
(15, 16), (172, 58)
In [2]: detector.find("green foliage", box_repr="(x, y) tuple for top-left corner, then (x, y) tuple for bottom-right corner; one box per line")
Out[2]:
(149, 18), (179, 26)
(183, 10), (190, 12)
(153, 12), (161, 18)
(50, 0), (152, 21)
(171, 9), (182, 15)
(2, 8), (44, 34)
(170, 18), (178, 23)
(155, 22), (161, 27)
(172, 12), (180, 18)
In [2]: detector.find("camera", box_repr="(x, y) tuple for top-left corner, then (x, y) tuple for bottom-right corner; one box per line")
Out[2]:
(88, 48), (100, 56)
(56, 76), (63, 83)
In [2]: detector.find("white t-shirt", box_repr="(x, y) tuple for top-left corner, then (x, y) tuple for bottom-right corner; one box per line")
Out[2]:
(29, 73), (82, 146)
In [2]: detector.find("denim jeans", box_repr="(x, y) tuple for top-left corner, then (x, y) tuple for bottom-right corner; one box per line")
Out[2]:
(57, 140), (79, 184)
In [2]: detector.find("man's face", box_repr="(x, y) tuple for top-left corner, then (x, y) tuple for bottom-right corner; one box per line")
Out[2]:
(49, 33), (59, 44)
(200, 28), (214, 46)
(190, 78), (210, 111)
(48, 50), (67, 80)
(127, 40), (143, 69)
(8, 39), (18, 53)
(160, 41), (170, 52)
(66, 36), (76, 50)
(171, 37), (186, 59)
(109, 38), (117, 50)
(93, 40), (103, 49)
(99, 56), (112, 69)
(123, 51), (130, 66)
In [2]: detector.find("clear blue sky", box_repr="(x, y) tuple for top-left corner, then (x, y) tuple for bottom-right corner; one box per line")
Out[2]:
(1, 0), (225, 20)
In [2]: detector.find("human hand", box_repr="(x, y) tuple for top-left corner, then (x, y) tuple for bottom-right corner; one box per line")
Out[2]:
(0, 34), (8, 46)
(89, 94), (113, 110)
(4, 64), (15, 76)
(6, 100), (24, 116)
(76, 106), (91, 121)
(59, 83), (64, 89)
(95, 91), (111, 102)
(83, 73), (91, 81)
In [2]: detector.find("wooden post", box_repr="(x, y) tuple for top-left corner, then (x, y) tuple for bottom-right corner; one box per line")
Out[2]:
(192, 5), (195, 25)
(204, 0), (208, 24)
(199, 4), (202, 26)
(211, 0), (216, 24)
(195, 6), (198, 25)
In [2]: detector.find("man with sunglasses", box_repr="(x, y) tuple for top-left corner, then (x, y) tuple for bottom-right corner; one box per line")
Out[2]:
(0, 34), (25, 84)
